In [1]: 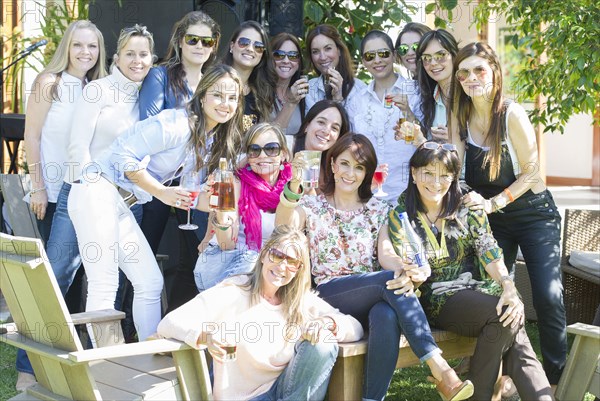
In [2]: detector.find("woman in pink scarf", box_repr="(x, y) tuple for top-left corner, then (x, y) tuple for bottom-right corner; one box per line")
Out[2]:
(193, 123), (292, 291)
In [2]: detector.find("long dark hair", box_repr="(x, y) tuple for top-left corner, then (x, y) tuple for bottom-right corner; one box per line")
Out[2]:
(404, 142), (462, 220)
(322, 133), (377, 202)
(222, 20), (277, 122)
(306, 24), (355, 100)
(449, 42), (505, 180)
(270, 32), (306, 118)
(416, 29), (459, 136)
(394, 22), (431, 73)
(163, 11), (220, 106)
(292, 99), (349, 154)
(186, 64), (244, 173)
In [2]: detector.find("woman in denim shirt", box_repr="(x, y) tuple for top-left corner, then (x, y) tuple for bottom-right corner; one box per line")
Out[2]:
(138, 11), (220, 311)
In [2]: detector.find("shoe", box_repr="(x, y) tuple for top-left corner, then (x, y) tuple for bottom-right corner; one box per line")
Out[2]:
(428, 370), (474, 401)
(15, 372), (37, 392)
(501, 376), (520, 401)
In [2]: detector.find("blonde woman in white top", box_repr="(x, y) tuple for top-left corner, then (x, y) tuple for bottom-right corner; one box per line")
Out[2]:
(159, 225), (363, 401)
(23, 20), (106, 241)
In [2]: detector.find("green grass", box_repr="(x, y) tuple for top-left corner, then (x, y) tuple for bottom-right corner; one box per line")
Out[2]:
(0, 322), (595, 400)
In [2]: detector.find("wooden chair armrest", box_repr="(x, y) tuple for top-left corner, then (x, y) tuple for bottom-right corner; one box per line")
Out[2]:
(70, 309), (126, 325)
(0, 332), (75, 364)
(69, 338), (205, 363)
(567, 322), (600, 339)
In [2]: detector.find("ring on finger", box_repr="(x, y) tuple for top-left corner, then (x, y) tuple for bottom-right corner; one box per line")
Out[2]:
(175, 199), (182, 207)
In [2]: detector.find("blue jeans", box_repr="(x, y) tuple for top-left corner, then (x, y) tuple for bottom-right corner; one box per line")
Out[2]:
(488, 189), (566, 384)
(249, 340), (338, 401)
(317, 271), (441, 401)
(193, 243), (258, 291)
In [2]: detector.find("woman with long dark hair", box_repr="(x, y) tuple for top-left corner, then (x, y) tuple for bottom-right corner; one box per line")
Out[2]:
(451, 42), (566, 387)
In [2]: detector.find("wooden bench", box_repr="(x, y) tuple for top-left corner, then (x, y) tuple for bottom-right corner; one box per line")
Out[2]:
(327, 329), (477, 401)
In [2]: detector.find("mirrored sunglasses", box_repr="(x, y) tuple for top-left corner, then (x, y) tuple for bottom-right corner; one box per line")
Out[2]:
(362, 49), (392, 62)
(273, 50), (300, 61)
(269, 248), (303, 272)
(247, 142), (281, 158)
(397, 42), (419, 56)
(455, 66), (487, 82)
(421, 50), (450, 65)
(184, 34), (215, 47)
(237, 37), (265, 53)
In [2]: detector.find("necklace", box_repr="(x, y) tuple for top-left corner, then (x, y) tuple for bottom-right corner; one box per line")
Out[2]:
(331, 196), (349, 250)
(424, 212), (440, 236)
(364, 91), (396, 149)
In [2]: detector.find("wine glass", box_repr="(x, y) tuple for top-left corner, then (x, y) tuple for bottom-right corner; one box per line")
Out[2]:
(178, 171), (201, 230)
(372, 166), (388, 198)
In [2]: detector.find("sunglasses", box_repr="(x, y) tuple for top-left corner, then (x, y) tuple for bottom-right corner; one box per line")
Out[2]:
(421, 50), (450, 66)
(397, 43), (419, 56)
(422, 142), (457, 152)
(362, 48), (392, 62)
(247, 142), (281, 158)
(184, 34), (215, 47)
(269, 248), (303, 272)
(236, 37), (265, 53)
(455, 66), (488, 82)
(273, 49), (300, 61)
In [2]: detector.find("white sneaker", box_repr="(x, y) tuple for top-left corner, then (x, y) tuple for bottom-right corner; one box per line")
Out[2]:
(15, 372), (37, 392)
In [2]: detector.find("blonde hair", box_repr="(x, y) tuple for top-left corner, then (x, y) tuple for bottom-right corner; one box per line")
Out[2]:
(241, 225), (312, 335)
(41, 20), (107, 99)
(111, 24), (156, 69)
(241, 122), (290, 163)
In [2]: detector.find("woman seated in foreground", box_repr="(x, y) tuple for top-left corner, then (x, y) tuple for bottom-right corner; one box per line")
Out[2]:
(158, 225), (363, 401)
(276, 133), (473, 401)
(388, 141), (554, 400)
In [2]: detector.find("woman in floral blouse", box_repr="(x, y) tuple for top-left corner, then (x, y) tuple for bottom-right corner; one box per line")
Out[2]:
(388, 142), (553, 400)
(276, 133), (473, 401)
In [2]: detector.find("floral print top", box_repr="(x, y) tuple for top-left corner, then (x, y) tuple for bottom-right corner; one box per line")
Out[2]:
(388, 194), (503, 323)
(300, 194), (391, 285)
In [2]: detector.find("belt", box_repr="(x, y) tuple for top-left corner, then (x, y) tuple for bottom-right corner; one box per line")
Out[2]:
(72, 176), (137, 208)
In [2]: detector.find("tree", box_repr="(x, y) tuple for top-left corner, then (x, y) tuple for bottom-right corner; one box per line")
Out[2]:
(455, 0), (599, 133)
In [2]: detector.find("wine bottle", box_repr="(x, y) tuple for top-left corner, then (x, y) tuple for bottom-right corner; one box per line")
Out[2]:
(218, 158), (236, 211)
(209, 158), (226, 210)
(398, 212), (430, 269)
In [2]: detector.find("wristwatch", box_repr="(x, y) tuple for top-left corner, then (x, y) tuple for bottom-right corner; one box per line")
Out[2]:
(499, 275), (514, 286)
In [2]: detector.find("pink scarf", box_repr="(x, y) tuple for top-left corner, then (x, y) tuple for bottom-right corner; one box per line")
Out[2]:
(237, 162), (292, 251)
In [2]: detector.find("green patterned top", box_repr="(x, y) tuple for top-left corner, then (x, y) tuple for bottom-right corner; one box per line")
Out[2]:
(388, 194), (503, 323)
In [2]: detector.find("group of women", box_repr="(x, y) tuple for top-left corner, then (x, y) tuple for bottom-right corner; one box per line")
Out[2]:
(18, 8), (565, 401)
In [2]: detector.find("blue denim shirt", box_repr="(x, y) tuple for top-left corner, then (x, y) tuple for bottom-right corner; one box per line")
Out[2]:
(139, 65), (193, 120)
(93, 108), (198, 204)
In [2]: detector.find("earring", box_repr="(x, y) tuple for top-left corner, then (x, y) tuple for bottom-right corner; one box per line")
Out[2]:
(246, 165), (252, 171)
(279, 164), (285, 171)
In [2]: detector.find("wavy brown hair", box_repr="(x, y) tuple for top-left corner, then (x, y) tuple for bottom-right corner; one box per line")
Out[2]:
(270, 32), (306, 118)
(186, 64), (244, 173)
(449, 42), (505, 180)
(163, 11), (220, 105)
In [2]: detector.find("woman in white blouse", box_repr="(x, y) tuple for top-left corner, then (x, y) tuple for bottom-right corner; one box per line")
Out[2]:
(159, 225), (363, 401)
(68, 64), (244, 340)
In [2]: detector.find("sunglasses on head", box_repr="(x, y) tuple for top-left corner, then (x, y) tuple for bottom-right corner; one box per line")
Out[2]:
(422, 142), (457, 152)
(269, 248), (303, 272)
(237, 37), (265, 53)
(455, 66), (487, 82)
(421, 50), (450, 66)
(184, 34), (215, 47)
(362, 48), (392, 62)
(247, 142), (281, 158)
(397, 43), (419, 56)
(273, 49), (300, 61)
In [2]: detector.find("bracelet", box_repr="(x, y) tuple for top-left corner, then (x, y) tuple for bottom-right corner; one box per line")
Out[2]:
(498, 275), (514, 287)
(30, 187), (47, 195)
(211, 214), (233, 231)
(323, 316), (338, 334)
(283, 181), (304, 201)
(279, 191), (299, 209)
(503, 188), (515, 202)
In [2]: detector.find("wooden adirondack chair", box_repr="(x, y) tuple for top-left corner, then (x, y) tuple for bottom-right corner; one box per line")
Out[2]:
(0, 232), (212, 401)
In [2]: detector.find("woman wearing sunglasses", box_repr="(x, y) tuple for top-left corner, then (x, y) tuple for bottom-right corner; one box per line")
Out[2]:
(388, 142), (553, 400)
(277, 134), (472, 401)
(193, 123), (293, 292)
(270, 32), (309, 149)
(159, 225), (363, 401)
(68, 64), (243, 342)
(304, 24), (366, 112)
(137, 11), (220, 312)
(223, 20), (277, 129)
(347, 30), (421, 202)
(450, 42), (566, 389)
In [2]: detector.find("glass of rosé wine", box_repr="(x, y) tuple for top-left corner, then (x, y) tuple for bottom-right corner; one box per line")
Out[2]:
(178, 171), (201, 230)
(372, 166), (388, 198)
